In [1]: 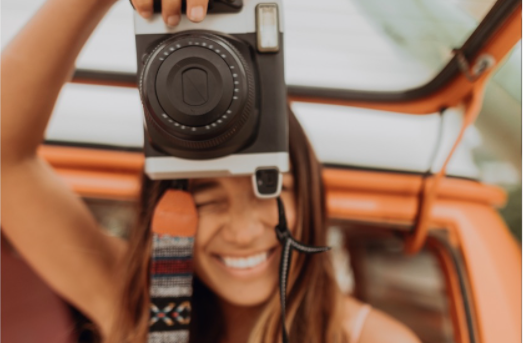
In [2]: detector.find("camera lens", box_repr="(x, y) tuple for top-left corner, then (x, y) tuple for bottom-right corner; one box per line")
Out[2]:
(140, 32), (256, 159)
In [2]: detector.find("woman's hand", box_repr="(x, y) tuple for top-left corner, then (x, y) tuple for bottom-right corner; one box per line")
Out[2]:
(132, 0), (210, 27)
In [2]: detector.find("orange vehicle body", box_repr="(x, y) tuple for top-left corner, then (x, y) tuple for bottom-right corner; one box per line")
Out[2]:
(38, 138), (521, 343)
(32, 3), (521, 343)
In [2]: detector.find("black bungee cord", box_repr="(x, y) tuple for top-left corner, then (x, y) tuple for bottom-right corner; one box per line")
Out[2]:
(275, 197), (330, 343)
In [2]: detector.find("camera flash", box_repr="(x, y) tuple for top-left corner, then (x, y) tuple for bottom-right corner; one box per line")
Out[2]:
(256, 4), (279, 53)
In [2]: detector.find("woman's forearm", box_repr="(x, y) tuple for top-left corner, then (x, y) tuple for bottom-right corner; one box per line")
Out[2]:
(1, 0), (116, 163)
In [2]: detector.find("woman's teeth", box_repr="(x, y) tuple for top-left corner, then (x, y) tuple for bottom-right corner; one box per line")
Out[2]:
(221, 251), (269, 269)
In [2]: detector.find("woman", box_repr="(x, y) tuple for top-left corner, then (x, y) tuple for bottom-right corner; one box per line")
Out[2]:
(2, 0), (421, 342)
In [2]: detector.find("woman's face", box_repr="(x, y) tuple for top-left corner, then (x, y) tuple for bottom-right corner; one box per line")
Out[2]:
(191, 173), (296, 306)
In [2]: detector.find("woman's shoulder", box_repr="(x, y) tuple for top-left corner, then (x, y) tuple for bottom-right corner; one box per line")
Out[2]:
(342, 297), (421, 343)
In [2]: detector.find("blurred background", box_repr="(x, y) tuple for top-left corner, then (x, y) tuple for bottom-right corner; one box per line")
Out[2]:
(3, 0), (520, 241)
(2, 0), (521, 342)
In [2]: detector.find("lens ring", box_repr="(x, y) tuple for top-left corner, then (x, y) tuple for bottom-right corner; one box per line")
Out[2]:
(140, 32), (255, 151)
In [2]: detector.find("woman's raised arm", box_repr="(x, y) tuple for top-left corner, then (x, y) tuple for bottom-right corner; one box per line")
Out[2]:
(2, 0), (128, 338)
(1, 0), (207, 338)
(2, 0), (117, 162)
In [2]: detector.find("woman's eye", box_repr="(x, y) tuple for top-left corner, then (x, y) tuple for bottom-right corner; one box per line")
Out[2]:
(196, 201), (215, 208)
(195, 199), (228, 213)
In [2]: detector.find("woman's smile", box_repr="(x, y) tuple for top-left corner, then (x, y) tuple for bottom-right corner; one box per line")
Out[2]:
(211, 247), (279, 278)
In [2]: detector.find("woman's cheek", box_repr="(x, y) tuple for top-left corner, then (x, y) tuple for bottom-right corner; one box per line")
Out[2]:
(192, 210), (227, 278)
(194, 213), (221, 253)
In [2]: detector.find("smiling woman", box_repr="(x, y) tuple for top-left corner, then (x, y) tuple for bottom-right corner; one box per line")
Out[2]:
(113, 110), (421, 343)
(115, 111), (344, 343)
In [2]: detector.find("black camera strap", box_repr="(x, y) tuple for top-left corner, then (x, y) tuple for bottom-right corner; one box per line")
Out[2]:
(275, 197), (330, 343)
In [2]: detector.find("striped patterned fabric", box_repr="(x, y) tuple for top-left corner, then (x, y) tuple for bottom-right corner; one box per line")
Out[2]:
(148, 234), (194, 343)
(148, 190), (197, 343)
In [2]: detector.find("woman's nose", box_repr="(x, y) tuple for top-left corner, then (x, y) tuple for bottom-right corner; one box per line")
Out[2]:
(221, 211), (265, 246)
(221, 199), (276, 246)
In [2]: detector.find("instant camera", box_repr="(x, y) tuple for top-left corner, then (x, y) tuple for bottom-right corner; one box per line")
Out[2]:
(134, 0), (288, 198)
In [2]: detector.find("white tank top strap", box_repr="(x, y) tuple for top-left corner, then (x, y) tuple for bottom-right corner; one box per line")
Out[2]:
(349, 304), (372, 343)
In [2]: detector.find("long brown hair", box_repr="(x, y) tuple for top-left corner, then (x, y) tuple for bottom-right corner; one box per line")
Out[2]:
(111, 110), (348, 343)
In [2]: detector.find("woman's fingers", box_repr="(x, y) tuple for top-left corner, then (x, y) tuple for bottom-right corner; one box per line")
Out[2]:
(186, 0), (209, 23)
(132, 0), (154, 18)
(133, 0), (209, 25)
(162, 0), (182, 27)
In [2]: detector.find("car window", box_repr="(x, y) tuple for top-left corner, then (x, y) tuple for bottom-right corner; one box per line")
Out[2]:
(2, 0), (499, 91)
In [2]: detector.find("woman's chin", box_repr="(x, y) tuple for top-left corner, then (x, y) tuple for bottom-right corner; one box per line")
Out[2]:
(215, 283), (277, 307)
(195, 267), (279, 307)
(204, 266), (279, 306)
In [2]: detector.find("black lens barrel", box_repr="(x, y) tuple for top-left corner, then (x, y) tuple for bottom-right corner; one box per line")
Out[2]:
(139, 32), (257, 158)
